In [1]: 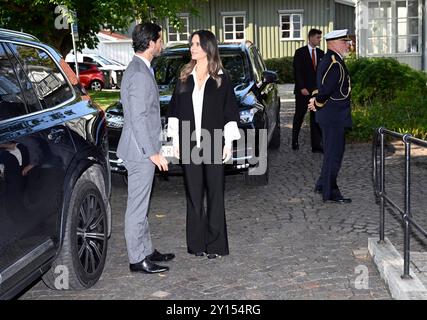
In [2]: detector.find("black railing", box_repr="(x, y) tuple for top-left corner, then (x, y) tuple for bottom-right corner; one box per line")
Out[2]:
(372, 127), (427, 279)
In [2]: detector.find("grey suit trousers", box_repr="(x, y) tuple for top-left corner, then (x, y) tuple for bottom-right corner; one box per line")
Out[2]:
(124, 159), (155, 264)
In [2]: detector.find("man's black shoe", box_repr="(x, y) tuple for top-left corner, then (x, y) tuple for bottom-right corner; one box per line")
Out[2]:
(292, 142), (299, 150)
(147, 249), (175, 262)
(129, 258), (169, 274)
(324, 197), (352, 204)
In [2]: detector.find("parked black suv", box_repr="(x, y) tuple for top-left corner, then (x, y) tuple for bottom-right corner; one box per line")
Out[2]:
(106, 41), (280, 185)
(0, 29), (111, 299)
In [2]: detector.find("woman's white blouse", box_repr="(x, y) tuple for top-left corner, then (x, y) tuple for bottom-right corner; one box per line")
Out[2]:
(167, 68), (241, 149)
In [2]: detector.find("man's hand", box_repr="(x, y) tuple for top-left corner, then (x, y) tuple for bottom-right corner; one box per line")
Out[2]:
(22, 164), (34, 176)
(308, 97), (317, 112)
(301, 88), (310, 96)
(222, 145), (232, 164)
(149, 153), (169, 171)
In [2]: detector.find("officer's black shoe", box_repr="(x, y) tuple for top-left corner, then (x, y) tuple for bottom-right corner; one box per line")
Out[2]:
(292, 141), (299, 150)
(324, 197), (352, 204)
(129, 258), (169, 274)
(314, 187), (322, 194)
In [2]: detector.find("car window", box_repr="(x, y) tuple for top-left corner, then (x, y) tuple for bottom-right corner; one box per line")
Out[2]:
(0, 43), (28, 121)
(220, 53), (250, 87)
(83, 56), (94, 63)
(153, 51), (250, 88)
(9, 43), (74, 109)
(153, 54), (190, 86)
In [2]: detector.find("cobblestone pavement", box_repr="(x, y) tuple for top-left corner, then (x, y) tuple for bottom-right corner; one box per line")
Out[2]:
(22, 85), (427, 300)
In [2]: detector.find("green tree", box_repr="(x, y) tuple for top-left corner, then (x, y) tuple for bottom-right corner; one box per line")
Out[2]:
(0, 0), (200, 57)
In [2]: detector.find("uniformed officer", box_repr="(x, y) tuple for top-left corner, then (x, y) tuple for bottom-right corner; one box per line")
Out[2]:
(308, 29), (352, 203)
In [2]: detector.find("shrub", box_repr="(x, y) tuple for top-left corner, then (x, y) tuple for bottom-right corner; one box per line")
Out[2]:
(264, 57), (294, 83)
(346, 57), (427, 142)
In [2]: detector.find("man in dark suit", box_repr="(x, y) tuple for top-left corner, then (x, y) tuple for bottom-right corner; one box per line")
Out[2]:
(308, 29), (352, 204)
(292, 28), (324, 152)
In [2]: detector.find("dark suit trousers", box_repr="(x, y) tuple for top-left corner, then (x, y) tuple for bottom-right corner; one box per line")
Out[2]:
(316, 126), (346, 201)
(292, 94), (322, 149)
(182, 163), (229, 256)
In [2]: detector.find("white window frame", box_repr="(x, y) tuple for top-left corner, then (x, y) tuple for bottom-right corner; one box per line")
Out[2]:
(167, 15), (190, 43)
(278, 10), (304, 41)
(366, 0), (421, 55)
(222, 13), (246, 42)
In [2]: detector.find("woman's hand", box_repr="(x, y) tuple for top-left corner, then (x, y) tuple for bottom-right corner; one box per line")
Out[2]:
(222, 145), (232, 163)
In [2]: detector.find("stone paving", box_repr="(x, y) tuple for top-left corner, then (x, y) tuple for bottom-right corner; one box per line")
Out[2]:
(21, 85), (427, 300)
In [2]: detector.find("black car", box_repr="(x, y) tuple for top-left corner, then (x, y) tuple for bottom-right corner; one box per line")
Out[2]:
(106, 41), (280, 185)
(0, 29), (111, 299)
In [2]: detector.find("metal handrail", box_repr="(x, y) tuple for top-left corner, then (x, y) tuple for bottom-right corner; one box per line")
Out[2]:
(372, 127), (427, 279)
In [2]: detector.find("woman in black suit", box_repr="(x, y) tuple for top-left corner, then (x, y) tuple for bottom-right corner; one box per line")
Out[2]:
(167, 30), (240, 259)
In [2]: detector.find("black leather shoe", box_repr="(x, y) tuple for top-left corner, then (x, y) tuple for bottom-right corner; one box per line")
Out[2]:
(147, 249), (175, 262)
(324, 197), (352, 204)
(129, 258), (169, 274)
(207, 254), (221, 259)
(194, 252), (205, 257)
(292, 142), (299, 150)
(314, 187), (322, 194)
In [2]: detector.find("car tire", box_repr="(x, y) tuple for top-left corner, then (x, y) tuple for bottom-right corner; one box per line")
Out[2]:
(42, 178), (108, 290)
(269, 106), (281, 149)
(90, 80), (103, 91)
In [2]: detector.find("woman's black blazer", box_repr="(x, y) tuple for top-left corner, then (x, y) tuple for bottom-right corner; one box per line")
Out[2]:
(167, 71), (240, 163)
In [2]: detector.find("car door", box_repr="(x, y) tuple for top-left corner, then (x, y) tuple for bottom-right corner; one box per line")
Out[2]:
(0, 42), (76, 295)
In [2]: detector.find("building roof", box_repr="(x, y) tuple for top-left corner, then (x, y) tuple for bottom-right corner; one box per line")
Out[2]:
(98, 30), (130, 41)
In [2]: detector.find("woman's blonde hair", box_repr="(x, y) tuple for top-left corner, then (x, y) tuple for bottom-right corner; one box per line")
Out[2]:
(179, 30), (223, 87)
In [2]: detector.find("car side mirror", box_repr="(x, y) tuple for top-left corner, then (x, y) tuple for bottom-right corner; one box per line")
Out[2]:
(262, 70), (278, 84)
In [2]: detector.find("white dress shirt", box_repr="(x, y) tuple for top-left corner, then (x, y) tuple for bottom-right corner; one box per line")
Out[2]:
(308, 43), (317, 68)
(135, 54), (154, 76)
(167, 67), (240, 149)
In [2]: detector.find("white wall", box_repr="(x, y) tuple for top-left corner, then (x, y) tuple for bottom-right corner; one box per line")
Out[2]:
(82, 36), (134, 66)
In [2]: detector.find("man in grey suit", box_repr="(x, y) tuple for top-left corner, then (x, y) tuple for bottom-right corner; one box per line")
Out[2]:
(117, 22), (175, 274)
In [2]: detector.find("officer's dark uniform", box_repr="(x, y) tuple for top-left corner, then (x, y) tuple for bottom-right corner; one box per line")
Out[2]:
(312, 49), (352, 202)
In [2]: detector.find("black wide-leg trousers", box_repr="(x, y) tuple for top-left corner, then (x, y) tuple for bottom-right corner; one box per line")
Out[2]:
(182, 163), (229, 256)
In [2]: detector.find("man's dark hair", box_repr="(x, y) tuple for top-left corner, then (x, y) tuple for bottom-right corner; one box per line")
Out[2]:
(308, 28), (322, 38)
(132, 22), (162, 53)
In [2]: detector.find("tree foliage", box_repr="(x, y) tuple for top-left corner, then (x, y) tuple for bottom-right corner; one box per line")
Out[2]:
(0, 0), (200, 57)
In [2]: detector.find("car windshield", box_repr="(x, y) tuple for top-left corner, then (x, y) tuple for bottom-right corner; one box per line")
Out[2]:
(152, 51), (250, 88)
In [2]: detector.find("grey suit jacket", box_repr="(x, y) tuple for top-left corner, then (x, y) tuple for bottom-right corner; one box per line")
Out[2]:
(117, 56), (162, 161)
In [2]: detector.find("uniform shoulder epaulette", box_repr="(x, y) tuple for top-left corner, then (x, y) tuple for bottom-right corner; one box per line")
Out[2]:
(331, 55), (337, 63)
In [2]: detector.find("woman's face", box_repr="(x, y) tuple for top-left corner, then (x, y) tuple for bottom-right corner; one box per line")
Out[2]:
(190, 34), (207, 61)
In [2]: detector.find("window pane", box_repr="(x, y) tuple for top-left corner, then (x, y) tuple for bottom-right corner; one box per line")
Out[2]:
(180, 34), (188, 41)
(282, 23), (290, 31)
(282, 15), (290, 23)
(225, 33), (233, 40)
(235, 16), (244, 24)
(294, 30), (301, 38)
(225, 25), (234, 32)
(397, 18), (408, 36)
(169, 25), (177, 34)
(169, 34), (177, 42)
(293, 14), (301, 22)
(0, 44), (28, 121)
(409, 35), (419, 52)
(225, 17), (233, 25)
(282, 31), (290, 38)
(236, 32), (244, 40)
(397, 37), (408, 53)
(11, 44), (73, 109)
(408, 0), (419, 17)
(408, 18), (418, 35)
(397, 1), (407, 18)
(369, 2), (379, 20)
(236, 24), (244, 32)
(293, 22), (301, 30)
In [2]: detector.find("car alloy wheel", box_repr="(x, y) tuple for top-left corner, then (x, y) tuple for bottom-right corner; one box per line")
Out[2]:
(90, 80), (102, 91)
(76, 192), (107, 275)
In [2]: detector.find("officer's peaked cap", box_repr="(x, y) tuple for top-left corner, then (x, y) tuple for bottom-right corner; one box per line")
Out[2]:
(324, 29), (351, 41)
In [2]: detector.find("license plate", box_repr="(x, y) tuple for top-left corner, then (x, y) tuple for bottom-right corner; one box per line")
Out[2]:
(161, 145), (174, 158)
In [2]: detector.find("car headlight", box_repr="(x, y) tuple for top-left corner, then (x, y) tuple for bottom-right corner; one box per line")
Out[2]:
(239, 107), (258, 124)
